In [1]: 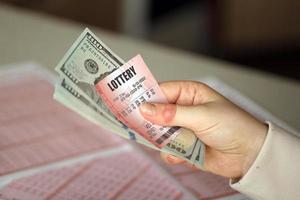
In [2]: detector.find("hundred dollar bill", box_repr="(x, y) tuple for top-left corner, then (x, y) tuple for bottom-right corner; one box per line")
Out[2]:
(54, 28), (205, 167)
(54, 78), (156, 149)
(55, 28), (123, 125)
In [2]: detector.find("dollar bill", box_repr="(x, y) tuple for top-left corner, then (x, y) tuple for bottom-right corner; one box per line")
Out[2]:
(54, 78), (156, 149)
(55, 28), (123, 125)
(54, 28), (205, 167)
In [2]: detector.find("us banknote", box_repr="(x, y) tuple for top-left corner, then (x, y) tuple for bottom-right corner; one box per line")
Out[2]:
(54, 78), (156, 149)
(54, 28), (205, 167)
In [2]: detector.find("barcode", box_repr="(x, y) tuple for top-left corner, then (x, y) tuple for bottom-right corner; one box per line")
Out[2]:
(155, 127), (180, 145)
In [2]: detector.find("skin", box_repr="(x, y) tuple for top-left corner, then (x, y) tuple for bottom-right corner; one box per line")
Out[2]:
(139, 81), (268, 179)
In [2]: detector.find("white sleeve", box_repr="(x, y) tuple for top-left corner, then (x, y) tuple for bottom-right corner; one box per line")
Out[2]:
(230, 122), (300, 200)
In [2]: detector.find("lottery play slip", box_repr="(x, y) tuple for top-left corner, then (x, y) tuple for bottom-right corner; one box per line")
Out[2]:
(0, 64), (249, 200)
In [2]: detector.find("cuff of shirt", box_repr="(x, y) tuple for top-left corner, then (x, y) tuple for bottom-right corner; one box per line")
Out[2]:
(229, 122), (300, 199)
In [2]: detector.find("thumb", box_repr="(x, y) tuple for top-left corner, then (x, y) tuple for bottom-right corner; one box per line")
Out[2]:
(139, 102), (206, 132)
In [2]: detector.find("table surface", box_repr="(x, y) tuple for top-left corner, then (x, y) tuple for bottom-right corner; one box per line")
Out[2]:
(0, 3), (299, 131)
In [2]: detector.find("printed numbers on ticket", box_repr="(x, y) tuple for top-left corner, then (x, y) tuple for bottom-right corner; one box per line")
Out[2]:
(95, 54), (182, 148)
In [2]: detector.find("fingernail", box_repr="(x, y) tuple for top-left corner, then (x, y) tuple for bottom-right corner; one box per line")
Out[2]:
(140, 103), (156, 116)
(166, 155), (175, 164)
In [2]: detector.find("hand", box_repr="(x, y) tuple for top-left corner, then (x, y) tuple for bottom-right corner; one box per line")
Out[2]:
(139, 81), (268, 179)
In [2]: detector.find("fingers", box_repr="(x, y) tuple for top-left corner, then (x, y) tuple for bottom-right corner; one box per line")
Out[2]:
(160, 152), (185, 165)
(140, 102), (207, 132)
(160, 152), (206, 171)
(159, 81), (221, 105)
(140, 81), (223, 132)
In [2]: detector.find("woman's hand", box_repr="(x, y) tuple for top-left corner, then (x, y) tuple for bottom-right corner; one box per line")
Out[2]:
(140, 81), (268, 179)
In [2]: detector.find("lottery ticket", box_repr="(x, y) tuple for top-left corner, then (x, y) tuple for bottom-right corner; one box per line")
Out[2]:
(95, 54), (201, 149)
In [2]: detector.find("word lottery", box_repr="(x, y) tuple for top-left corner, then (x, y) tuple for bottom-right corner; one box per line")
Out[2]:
(107, 66), (137, 91)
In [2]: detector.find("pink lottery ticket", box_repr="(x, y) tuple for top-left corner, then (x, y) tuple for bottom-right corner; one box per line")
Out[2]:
(95, 54), (181, 148)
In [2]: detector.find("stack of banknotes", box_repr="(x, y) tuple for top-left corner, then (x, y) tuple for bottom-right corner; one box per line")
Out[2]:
(53, 28), (205, 168)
